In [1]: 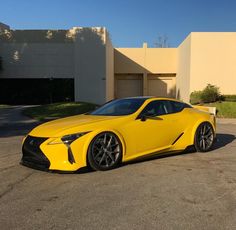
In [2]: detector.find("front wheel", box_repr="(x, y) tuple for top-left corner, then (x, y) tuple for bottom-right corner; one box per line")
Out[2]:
(194, 122), (214, 152)
(87, 132), (122, 171)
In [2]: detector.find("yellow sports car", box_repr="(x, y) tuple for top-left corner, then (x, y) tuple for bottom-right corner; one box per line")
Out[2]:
(21, 97), (216, 172)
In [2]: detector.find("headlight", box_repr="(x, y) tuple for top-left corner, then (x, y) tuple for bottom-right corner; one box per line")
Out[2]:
(47, 132), (90, 145)
(61, 132), (90, 145)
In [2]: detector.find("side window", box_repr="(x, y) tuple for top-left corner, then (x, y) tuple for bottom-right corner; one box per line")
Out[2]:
(169, 101), (191, 113)
(161, 100), (174, 114)
(139, 101), (168, 117)
(139, 100), (192, 118)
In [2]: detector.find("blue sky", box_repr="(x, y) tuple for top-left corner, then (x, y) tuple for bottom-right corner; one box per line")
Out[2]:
(1, 0), (236, 47)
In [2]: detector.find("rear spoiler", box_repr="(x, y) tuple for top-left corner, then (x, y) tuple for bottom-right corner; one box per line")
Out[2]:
(192, 105), (217, 116)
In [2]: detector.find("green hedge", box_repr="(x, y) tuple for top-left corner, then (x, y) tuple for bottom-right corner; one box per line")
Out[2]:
(23, 102), (97, 120)
(190, 84), (221, 104)
(222, 95), (236, 102)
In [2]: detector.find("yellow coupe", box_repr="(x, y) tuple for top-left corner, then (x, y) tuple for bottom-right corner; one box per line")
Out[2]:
(21, 97), (216, 172)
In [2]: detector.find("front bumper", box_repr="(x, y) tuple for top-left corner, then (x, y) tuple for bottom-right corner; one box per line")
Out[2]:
(21, 135), (88, 172)
(21, 136), (50, 171)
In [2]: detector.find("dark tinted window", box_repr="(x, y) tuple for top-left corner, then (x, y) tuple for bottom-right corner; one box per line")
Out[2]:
(169, 101), (192, 113)
(139, 100), (192, 117)
(139, 100), (168, 117)
(89, 98), (146, 116)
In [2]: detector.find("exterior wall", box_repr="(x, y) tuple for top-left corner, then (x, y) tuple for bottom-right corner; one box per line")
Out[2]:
(115, 33), (236, 102)
(190, 32), (236, 95)
(1, 23), (236, 105)
(105, 30), (114, 101)
(114, 45), (177, 97)
(178, 32), (236, 102)
(115, 48), (146, 73)
(0, 27), (108, 104)
(115, 46), (177, 74)
(74, 27), (106, 104)
(145, 48), (177, 73)
(0, 30), (74, 79)
(176, 34), (192, 102)
(0, 43), (74, 78)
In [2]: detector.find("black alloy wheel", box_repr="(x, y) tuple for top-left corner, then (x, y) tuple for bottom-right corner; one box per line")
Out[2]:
(87, 132), (122, 171)
(194, 122), (214, 152)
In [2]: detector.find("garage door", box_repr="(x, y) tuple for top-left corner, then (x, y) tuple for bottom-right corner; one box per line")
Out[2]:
(147, 74), (176, 98)
(115, 74), (143, 98)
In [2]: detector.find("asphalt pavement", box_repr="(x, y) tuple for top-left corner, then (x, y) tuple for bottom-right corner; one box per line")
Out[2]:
(0, 106), (236, 230)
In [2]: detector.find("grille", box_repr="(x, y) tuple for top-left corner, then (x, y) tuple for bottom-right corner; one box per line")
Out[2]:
(22, 135), (50, 169)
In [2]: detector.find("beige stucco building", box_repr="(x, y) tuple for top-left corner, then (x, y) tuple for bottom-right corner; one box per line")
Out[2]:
(115, 32), (236, 102)
(0, 22), (235, 104)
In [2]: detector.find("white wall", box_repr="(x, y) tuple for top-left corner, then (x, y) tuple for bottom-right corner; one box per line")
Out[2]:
(176, 34), (192, 102)
(0, 28), (109, 104)
(0, 30), (74, 79)
(190, 32), (236, 95)
(0, 43), (74, 78)
(114, 46), (177, 74)
(105, 30), (114, 101)
(74, 28), (106, 104)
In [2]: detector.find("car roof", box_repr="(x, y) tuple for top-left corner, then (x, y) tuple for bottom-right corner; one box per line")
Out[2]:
(124, 96), (154, 100)
(123, 96), (182, 103)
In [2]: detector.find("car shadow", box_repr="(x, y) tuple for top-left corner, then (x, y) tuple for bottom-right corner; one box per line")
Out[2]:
(0, 106), (41, 138)
(212, 133), (236, 150)
(0, 122), (41, 138)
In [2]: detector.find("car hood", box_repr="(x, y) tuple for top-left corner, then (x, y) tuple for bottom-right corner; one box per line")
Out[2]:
(29, 114), (123, 137)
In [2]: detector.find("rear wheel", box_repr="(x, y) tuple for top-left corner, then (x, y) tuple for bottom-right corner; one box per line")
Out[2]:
(87, 132), (122, 171)
(194, 122), (214, 152)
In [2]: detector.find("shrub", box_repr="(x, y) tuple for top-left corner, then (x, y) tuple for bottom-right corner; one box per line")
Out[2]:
(222, 95), (236, 102)
(190, 91), (202, 105)
(190, 84), (221, 104)
(200, 84), (221, 103)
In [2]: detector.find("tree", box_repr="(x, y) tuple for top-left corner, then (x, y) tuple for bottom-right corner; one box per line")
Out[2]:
(154, 35), (169, 48)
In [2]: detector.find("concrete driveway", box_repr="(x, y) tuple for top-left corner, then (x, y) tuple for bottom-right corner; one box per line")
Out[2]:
(0, 107), (236, 230)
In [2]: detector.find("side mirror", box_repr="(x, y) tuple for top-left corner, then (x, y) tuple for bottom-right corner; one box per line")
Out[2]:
(140, 113), (155, 121)
(139, 113), (162, 122)
(140, 115), (147, 122)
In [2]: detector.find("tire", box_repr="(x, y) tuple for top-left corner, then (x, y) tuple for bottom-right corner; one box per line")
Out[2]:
(87, 132), (122, 171)
(194, 122), (214, 152)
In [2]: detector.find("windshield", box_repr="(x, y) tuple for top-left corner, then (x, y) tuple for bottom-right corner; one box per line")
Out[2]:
(89, 98), (147, 116)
